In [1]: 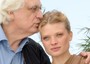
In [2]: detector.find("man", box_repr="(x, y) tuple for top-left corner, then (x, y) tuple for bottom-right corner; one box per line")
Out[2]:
(0, 0), (90, 64)
(0, 0), (50, 64)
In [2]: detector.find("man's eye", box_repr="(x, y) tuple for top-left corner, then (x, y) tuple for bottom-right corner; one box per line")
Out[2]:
(32, 7), (37, 11)
(28, 6), (41, 12)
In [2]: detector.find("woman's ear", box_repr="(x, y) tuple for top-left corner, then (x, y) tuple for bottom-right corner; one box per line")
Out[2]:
(69, 31), (73, 41)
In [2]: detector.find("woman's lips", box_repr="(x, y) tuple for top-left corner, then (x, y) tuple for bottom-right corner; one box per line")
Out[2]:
(51, 47), (61, 52)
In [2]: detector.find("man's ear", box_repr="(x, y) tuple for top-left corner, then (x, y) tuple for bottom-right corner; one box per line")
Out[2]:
(8, 11), (14, 21)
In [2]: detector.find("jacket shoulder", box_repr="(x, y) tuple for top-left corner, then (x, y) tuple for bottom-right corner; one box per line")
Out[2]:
(22, 38), (51, 64)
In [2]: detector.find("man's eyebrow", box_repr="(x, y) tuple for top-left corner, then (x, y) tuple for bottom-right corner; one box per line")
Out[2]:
(30, 4), (42, 7)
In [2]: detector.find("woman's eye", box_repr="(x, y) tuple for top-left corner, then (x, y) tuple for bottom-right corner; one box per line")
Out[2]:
(43, 37), (49, 41)
(56, 33), (63, 37)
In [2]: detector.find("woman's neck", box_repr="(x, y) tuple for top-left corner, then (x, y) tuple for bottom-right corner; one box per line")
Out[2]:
(52, 51), (71, 64)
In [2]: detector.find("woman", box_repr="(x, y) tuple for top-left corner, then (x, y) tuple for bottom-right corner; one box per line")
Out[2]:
(39, 10), (86, 64)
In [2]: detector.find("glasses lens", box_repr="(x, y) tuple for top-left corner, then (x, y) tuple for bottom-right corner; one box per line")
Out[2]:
(41, 7), (45, 13)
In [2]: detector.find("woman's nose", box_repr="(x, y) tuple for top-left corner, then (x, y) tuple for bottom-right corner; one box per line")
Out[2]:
(50, 37), (58, 45)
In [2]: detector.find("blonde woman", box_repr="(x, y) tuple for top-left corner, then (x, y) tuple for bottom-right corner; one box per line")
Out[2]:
(39, 10), (87, 64)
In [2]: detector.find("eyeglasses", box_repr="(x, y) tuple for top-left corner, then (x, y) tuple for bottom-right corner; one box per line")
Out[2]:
(28, 6), (45, 13)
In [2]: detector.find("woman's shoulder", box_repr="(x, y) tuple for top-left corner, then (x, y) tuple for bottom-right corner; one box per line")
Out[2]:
(65, 54), (86, 64)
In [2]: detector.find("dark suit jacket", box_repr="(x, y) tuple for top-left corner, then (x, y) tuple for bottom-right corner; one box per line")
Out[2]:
(22, 38), (51, 64)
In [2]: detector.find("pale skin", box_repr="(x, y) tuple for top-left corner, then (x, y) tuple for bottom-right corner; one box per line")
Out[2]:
(40, 22), (73, 64)
(2, 0), (43, 51)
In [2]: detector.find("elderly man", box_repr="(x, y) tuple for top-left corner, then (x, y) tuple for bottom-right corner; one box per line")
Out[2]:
(0, 0), (50, 64)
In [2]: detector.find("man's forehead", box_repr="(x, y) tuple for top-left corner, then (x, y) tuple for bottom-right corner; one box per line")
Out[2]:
(25, 0), (42, 7)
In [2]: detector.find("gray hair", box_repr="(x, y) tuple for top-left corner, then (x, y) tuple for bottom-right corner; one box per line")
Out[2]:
(0, 0), (24, 24)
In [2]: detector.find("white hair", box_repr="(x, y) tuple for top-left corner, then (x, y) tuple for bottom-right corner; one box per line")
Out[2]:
(0, 0), (24, 24)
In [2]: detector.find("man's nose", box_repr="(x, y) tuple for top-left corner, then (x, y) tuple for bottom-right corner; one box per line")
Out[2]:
(36, 10), (43, 19)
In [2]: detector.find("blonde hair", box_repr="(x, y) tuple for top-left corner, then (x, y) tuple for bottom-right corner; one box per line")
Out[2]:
(0, 0), (24, 24)
(39, 10), (71, 32)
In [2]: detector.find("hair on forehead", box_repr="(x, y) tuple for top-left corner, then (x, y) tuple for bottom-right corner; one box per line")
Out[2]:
(39, 10), (71, 32)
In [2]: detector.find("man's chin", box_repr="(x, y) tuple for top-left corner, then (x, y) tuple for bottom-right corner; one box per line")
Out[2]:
(33, 29), (39, 34)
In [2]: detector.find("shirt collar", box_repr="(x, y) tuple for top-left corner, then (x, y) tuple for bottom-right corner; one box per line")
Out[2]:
(16, 38), (29, 53)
